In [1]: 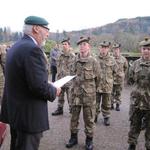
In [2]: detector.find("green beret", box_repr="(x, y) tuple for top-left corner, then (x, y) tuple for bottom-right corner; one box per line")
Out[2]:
(112, 43), (121, 48)
(77, 37), (90, 45)
(24, 16), (49, 30)
(139, 37), (150, 47)
(61, 37), (70, 44)
(100, 41), (111, 47)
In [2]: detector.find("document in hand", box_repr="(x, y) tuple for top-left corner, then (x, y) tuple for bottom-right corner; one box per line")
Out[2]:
(53, 75), (76, 88)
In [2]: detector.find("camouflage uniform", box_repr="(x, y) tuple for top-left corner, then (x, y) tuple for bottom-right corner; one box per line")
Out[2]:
(70, 53), (100, 138)
(0, 45), (6, 104)
(96, 52), (117, 120)
(128, 57), (150, 149)
(111, 55), (128, 106)
(56, 50), (76, 109)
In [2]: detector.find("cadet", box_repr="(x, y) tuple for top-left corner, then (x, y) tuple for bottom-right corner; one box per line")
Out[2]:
(66, 37), (100, 150)
(111, 43), (128, 111)
(52, 38), (76, 115)
(128, 38), (150, 150)
(95, 41), (118, 126)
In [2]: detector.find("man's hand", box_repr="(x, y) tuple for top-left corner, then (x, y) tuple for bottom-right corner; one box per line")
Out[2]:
(56, 87), (61, 96)
(49, 81), (61, 96)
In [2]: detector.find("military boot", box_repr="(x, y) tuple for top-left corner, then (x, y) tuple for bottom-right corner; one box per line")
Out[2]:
(128, 144), (136, 150)
(52, 107), (63, 116)
(116, 104), (120, 111)
(94, 115), (98, 123)
(104, 117), (110, 126)
(66, 133), (78, 148)
(111, 103), (114, 110)
(85, 136), (93, 150)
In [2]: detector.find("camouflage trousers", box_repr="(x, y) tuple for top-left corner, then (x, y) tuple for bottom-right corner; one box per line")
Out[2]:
(57, 86), (71, 109)
(70, 104), (96, 137)
(111, 84), (123, 105)
(95, 93), (111, 118)
(128, 108), (150, 149)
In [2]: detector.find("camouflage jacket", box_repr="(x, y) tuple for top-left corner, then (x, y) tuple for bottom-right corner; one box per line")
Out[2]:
(57, 50), (76, 87)
(129, 58), (150, 110)
(0, 47), (6, 76)
(113, 55), (128, 85)
(71, 54), (100, 106)
(96, 53), (118, 93)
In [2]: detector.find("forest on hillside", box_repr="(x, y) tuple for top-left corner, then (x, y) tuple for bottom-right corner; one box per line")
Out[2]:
(1, 16), (150, 52)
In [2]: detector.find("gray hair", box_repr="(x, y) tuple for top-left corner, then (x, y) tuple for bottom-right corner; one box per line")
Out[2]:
(23, 24), (33, 35)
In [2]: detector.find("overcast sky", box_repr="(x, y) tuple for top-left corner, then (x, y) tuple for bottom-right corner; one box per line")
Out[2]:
(0, 0), (150, 32)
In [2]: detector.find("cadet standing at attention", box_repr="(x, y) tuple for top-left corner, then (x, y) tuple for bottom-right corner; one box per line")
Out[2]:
(95, 41), (118, 126)
(66, 37), (100, 150)
(128, 37), (150, 150)
(111, 43), (128, 111)
(52, 38), (76, 115)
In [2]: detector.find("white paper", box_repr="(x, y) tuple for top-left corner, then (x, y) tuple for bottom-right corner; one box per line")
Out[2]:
(52, 75), (76, 88)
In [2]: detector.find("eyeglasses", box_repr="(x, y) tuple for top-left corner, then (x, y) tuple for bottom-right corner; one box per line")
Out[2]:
(38, 25), (49, 31)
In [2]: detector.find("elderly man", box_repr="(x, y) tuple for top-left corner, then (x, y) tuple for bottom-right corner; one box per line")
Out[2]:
(0, 16), (61, 150)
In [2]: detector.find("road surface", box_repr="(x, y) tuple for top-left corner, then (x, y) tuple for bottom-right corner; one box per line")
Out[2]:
(1, 85), (146, 150)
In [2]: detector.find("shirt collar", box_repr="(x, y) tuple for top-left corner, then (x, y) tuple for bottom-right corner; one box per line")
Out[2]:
(28, 35), (38, 45)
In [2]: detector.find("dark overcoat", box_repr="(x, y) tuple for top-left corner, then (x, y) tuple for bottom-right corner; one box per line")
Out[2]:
(0, 34), (56, 133)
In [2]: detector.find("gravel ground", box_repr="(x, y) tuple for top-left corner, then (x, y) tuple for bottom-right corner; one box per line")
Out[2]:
(1, 85), (146, 150)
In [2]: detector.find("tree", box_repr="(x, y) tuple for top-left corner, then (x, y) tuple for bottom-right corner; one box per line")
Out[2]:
(44, 40), (56, 54)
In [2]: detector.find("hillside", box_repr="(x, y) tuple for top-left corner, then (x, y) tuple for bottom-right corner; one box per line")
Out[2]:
(50, 16), (150, 51)
(82, 16), (150, 35)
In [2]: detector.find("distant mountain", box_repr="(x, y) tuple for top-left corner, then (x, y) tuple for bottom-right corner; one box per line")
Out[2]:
(50, 16), (150, 51)
(82, 16), (150, 35)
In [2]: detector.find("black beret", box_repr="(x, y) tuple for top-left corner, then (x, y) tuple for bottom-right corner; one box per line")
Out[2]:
(61, 37), (70, 44)
(100, 41), (111, 47)
(112, 43), (121, 48)
(77, 37), (90, 45)
(24, 16), (49, 30)
(139, 37), (150, 47)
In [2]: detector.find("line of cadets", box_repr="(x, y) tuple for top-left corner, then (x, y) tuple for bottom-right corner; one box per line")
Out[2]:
(50, 36), (128, 150)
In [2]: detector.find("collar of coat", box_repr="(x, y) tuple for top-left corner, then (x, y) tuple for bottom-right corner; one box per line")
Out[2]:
(76, 53), (92, 62)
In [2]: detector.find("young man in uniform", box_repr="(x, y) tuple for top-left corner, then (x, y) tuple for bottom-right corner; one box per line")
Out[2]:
(95, 41), (118, 126)
(66, 37), (100, 150)
(52, 38), (75, 115)
(128, 38), (150, 150)
(111, 43), (128, 111)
